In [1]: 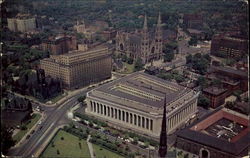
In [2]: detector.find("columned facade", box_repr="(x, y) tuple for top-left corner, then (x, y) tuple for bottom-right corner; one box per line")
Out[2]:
(85, 72), (199, 138)
(86, 91), (198, 138)
(86, 97), (157, 137)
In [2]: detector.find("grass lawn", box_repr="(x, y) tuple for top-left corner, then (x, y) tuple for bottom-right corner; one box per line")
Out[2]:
(13, 113), (41, 143)
(40, 130), (90, 158)
(121, 62), (134, 74)
(92, 144), (124, 158)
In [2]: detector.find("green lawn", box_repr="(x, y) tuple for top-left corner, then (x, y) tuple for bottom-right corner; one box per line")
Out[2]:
(92, 144), (124, 158)
(13, 113), (41, 143)
(121, 62), (134, 74)
(40, 130), (90, 158)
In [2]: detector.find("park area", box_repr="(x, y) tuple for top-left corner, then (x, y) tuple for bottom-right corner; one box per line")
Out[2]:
(93, 144), (124, 158)
(40, 130), (90, 158)
(13, 113), (41, 143)
(40, 129), (124, 158)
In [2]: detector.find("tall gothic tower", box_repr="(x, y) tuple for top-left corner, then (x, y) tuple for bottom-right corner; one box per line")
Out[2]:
(158, 96), (167, 158)
(141, 14), (150, 63)
(155, 12), (163, 59)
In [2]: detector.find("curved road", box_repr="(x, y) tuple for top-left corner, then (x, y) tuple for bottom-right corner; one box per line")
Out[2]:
(7, 89), (90, 158)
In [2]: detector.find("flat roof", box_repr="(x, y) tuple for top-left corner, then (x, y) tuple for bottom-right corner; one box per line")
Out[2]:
(211, 66), (248, 78)
(176, 107), (250, 156)
(203, 86), (227, 95)
(88, 72), (192, 112)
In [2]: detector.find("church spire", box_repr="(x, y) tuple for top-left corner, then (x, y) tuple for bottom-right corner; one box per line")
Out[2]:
(158, 95), (167, 158)
(143, 14), (148, 30)
(157, 12), (162, 27)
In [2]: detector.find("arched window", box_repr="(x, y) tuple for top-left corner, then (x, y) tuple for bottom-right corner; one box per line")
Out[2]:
(151, 47), (155, 54)
(120, 43), (124, 50)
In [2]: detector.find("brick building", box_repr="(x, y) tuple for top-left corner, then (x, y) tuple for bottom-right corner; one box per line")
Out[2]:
(40, 35), (77, 55)
(183, 13), (203, 29)
(210, 34), (248, 58)
(40, 47), (112, 89)
(206, 66), (248, 93)
(202, 87), (228, 108)
(175, 107), (249, 158)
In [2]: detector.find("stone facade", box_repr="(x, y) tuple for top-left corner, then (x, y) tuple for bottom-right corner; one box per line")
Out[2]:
(85, 72), (199, 138)
(7, 17), (36, 32)
(116, 14), (163, 64)
(40, 47), (112, 89)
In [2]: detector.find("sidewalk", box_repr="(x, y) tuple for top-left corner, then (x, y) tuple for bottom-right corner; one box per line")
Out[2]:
(34, 125), (66, 157)
(13, 111), (45, 148)
(87, 135), (95, 158)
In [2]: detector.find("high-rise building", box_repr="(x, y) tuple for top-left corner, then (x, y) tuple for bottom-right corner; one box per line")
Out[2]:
(40, 47), (112, 89)
(116, 13), (163, 64)
(7, 14), (37, 32)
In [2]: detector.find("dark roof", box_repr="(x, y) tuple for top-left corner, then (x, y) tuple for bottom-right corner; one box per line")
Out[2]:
(89, 72), (190, 109)
(1, 110), (30, 123)
(176, 107), (250, 156)
(203, 86), (227, 95)
(211, 66), (248, 78)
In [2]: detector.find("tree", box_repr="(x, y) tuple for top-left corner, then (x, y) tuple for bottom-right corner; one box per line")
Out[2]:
(1, 125), (15, 154)
(186, 54), (193, 64)
(127, 57), (133, 64)
(134, 58), (144, 71)
(198, 95), (210, 109)
(77, 95), (86, 103)
(188, 36), (198, 46)
(164, 52), (174, 62)
(197, 76), (207, 89)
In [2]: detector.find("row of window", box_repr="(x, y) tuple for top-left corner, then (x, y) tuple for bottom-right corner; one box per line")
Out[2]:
(90, 101), (153, 131)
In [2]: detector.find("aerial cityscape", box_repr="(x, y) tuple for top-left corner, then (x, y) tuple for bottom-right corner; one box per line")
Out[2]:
(0, 0), (249, 158)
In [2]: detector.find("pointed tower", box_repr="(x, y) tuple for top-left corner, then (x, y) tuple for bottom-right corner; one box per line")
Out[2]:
(141, 14), (150, 64)
(158, 96), (167, 158)
(155, 12), (163, 60)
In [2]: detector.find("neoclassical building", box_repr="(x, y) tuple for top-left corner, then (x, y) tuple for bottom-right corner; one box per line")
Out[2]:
(116, 14), (163, 64)
(85, 72), (199, 138)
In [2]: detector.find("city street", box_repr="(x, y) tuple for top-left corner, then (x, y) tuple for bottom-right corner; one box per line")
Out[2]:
(7, 88), (90, 157)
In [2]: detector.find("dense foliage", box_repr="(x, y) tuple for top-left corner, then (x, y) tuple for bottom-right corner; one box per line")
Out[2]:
(186, 53), (211, 75)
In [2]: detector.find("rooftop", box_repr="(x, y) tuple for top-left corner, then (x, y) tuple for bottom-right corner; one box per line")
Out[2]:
(203, 86), (227, 96)
(88, 72), (195, 113)
(211, 66), (248, 78)
(176, 107), (249, 156)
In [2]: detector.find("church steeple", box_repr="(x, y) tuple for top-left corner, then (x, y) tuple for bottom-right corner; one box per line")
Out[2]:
(157, 12), (162, 27)
(143, 14), (148, 30)
(158, 95), (167, 158)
